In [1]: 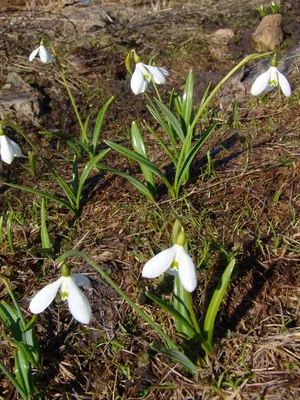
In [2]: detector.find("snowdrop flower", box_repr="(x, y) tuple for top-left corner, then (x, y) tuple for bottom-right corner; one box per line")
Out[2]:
(131, 62), (169, 95)
(29, 265), (92, 324)
(29, 40), (53, 63)
(142, 231), (197, 292)
(0, 128), (22, 165)
(251, 55), (291, 97)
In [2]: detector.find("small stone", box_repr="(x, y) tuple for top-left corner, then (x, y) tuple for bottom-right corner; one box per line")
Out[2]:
(209, 28), (235, 59)
(251, 14), (283, 52)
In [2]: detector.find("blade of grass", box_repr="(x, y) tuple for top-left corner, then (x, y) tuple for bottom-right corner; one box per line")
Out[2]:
(97, 164), (156, 201)
(4, 183), (76, 214)
(92, 96), (114, 154)
(203, 258), (236, 350)
(104, 140), (175, 198)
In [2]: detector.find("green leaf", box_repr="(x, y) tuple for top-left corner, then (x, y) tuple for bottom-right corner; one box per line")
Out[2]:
(76, 148), (110, 210)
(92, 96), (114, 153)
(72, 155), (79, 196)
(204, 258), (236, 350)
(0, 215), (3, 242)
(150, 342), (197, 375)
(0, 301), (22, 341)
(22, 325), (41, 369)
(14, 345), (34, 396)
(5, 183), (76, 214)
(147, 104), (178, 151)
(97, 164), (156, 201)
(173, 276), (195, 338)
(146, 292), (196, 338)
(81, 114), (91, 144)
(40, 131), (90, 155)
(181, 70), (194, 127)
(28, 247), (54, 256)
(153, 98), (185, 142)
(7, 212), (15, 254)
(104, 140), (174, 196)
(40, 198), (51, 251)
(175, 124), (216, 196)
(131, 122), (155, 194)
(0, 360), (28, 399)
(144, 122), (177, 164)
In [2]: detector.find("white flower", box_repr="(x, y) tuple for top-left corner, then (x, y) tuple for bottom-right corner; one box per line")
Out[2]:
(130, 62), (169, 95)
(0, 135), (22, 165)
(29, 273), (92, 324)
(29, 45), (53, 63)
(251, 66), (291, 97)
(142, 244), (197, 292)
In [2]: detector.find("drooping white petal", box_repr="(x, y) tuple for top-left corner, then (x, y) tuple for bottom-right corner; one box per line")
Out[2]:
(8, 138), (22, 157)
(29, 47), (40, 62)
(277, 71), (291, 97)
(72, 273), (91, 287)
(29, 277), (63, 314)
(0, 136), (15, 164)
(39, 45), (53, 63)
(142, 246), (176, 278)
(177, 246), (197, 292)
(131, 64), (147, 95)
(66, 277), (92, 324)
(146, 65), (167, 85)
(250, 69), (271, 96)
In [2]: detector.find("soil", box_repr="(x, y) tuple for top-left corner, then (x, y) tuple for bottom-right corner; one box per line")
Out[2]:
(0, 1), (299, 399)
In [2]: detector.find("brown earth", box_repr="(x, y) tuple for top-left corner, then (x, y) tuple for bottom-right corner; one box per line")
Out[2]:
(0, 1), (300, 399)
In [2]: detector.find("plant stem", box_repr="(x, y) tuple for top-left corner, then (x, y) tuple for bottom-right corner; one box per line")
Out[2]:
(50, 44), (88, 145)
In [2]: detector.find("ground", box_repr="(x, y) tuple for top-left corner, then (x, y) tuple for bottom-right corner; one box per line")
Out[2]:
(0, 0), (299, 399)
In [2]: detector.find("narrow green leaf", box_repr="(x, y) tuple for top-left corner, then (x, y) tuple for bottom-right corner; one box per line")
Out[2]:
(131, 122), (155, 194)
(0, 360), (28, 399)
(7, 212), (15, 254)
(81, 114), (91, 144)
(92, 96), (114, 153)
(28, 247), (54, 256)
(147, 104), (178, 151)
(173, 276), (194, 338)
(5, 183), (76, 214)
(150, 342), (197, 375)
(182, 70), (194, 126)
(97, 164), (156, 201)
(40, 131), (90, 155)
(146, 292), (196, 338)
(0, 215), (3, 242)
(76, 148), (110, 210)
(22, 326), (41, 368)
(0, 301), (22, 341)
(175, 124), (216, 196)
(40, 198), (51, 251)
(14, 350), (27, 396)
(153, 99), (185, 142)
(104, 140), (173, 195)
(14, 345), (34, 396)
(204, 258), (236, 349)
(72, 155), (79, 196)
(144, 122), (178, 164)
